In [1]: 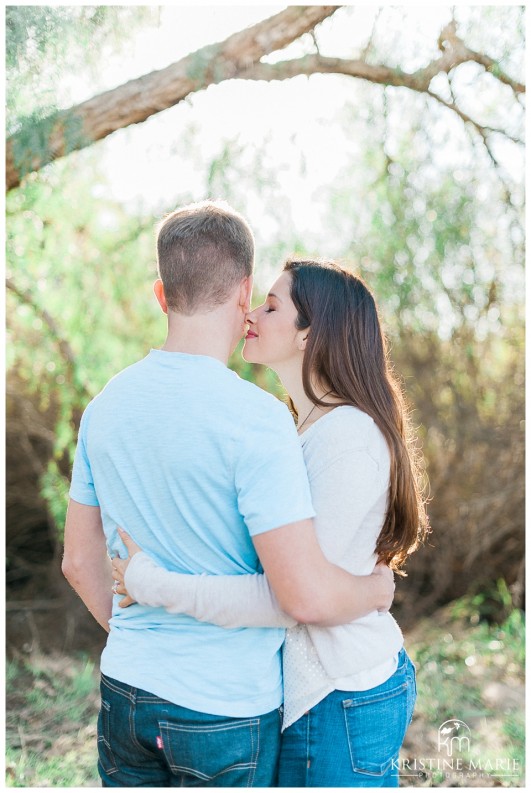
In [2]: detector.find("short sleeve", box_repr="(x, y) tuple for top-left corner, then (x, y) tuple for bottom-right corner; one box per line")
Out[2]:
(69, 402), (100, 507)
(235, 400), (315, 537)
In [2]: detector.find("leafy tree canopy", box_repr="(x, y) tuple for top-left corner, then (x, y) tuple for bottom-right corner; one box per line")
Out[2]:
(6, 5), (158, 133)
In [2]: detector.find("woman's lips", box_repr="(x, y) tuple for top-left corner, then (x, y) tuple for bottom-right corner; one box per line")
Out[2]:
(246, 331), (258, 339)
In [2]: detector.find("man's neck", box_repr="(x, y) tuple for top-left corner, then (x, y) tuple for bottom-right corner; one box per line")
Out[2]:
(162, 306), (241, 364)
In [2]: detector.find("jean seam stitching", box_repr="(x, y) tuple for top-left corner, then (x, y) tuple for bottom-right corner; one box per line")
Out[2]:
(248, 720), (258, 786)
(101, 675), (136, 703)
(342, 680), (408, 708)
(159, 719), (259, 733)
(98, 697), (119, 776)
(306, 712), (311, 787)
(128, 700), (154, 758)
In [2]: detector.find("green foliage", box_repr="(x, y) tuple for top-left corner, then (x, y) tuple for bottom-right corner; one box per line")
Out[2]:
(6, 6), (107, 70)
(325, 110), (523, 339)
(412, 601), (524, 724)
(6, 156), (163, 534)
(7, 159), (161, 392)
(5, 655), (100, 787)
(13, 109), (89, 181)
(7, 6), (159, 133)
(408, 593), (525, 786)
(502, 711), (526, 766)
(40, 462), (71, 541)
(25, 656), (96, 720)
(450, 579), (515, 624)
(6, 748), (97, 789)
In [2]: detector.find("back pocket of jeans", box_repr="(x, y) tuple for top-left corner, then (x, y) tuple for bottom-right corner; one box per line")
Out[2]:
(158, 717), (260, 784)
(342, 681), (409, 777)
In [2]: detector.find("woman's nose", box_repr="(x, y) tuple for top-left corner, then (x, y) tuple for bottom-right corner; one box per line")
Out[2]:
(245, 308), (257, 324)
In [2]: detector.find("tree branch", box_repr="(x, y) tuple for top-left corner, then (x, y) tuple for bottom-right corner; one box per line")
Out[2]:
(6, 11), (523, 191)
(237, 46), (524, 104)
(6, 5), (340, 191)
(234, 36), (523, 147)
(6, 277), (89, 395)
(426, 89), (522, 146)
(438, 20), (525, 96)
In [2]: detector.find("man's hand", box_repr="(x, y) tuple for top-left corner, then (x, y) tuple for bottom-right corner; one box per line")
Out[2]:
(372, 562), (395, 614)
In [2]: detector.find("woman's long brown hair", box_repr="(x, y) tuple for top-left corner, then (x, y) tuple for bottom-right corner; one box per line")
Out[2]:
(284, 258), (429, 572)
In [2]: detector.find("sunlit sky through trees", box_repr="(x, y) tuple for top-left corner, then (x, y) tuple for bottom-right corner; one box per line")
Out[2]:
(47, 4), (524, 268)
(7, 3), (525, 311)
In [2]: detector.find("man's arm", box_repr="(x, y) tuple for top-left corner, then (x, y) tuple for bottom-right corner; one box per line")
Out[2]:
(62, 498), (113, 632)
(253, 519), (393, 626)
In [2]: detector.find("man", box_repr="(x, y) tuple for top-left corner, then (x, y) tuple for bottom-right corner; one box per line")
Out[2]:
(63, 200), (393, 787)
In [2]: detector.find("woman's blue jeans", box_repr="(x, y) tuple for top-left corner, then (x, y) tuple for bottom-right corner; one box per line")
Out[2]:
(278, 647), (416, 788)
(97, 674), (282, 787)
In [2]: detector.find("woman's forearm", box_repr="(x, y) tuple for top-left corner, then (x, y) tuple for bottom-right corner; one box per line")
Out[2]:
(124, 552), (296, 628)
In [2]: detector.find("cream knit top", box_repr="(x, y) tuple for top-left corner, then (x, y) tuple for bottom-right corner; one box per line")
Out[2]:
(124, 406), (404, 729)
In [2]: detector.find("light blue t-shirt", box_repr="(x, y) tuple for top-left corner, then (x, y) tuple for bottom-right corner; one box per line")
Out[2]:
(70, 349), (315, 717)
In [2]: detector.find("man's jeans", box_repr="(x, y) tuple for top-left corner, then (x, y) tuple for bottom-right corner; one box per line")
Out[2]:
(97, 674), (282, 787)
(278, 648), (416, 787)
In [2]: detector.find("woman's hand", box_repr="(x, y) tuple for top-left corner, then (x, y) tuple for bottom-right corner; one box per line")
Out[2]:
(372, 562), (395, 614)
(111, 528), (143, 608)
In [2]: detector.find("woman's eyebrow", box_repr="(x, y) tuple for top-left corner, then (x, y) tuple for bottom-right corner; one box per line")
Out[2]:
(267, 292), (282, 301)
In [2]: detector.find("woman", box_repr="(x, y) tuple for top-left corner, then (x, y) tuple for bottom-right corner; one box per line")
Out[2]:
(113, 258), (428, 787)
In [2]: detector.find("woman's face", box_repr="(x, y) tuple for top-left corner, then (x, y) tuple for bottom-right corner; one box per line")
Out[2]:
(243, 272), (306, 367)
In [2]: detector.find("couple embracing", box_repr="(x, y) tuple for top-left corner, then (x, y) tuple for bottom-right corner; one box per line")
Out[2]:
(63, 200), (428, 787)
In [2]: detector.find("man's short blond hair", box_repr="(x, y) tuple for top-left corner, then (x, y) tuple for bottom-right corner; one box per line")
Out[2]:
(156, 200), (254, 314)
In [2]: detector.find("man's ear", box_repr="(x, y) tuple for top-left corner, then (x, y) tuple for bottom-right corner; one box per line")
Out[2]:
(153, 279), (168, 314)
(239, 275), (253, 312)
